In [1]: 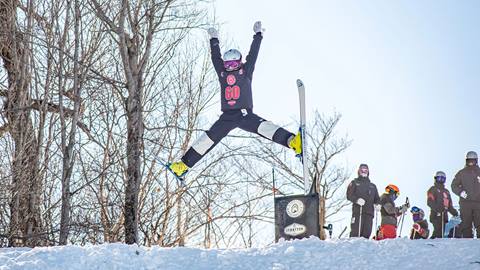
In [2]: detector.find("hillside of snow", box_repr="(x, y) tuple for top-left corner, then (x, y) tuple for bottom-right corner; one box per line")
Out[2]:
(1, 237), (479, 270)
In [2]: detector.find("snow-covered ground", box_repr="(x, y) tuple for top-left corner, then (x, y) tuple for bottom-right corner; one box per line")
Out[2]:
(1, 237), (479, 270)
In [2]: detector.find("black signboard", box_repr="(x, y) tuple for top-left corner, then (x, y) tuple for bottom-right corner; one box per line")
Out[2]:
(274, 193), (320, 241)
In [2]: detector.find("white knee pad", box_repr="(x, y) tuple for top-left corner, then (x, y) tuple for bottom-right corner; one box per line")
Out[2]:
(192, 132), (214, 155)
(257, 121), (280, 140)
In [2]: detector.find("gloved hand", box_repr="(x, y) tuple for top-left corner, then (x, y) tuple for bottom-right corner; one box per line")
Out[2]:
(207, 27), (219, 39)
(412, 223), (425, 235)
(460, 191), (467, 199)
(253, 21), (265, 34)
(356, 198), (365, 206)
(399, 204), (408, 214)
(375, 204), (382, 212)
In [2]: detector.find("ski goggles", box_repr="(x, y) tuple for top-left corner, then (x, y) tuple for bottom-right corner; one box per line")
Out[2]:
(411, 206), (423, 221)
(412, 214), (422, 222)
(434, 175), (446, 183)
(224, 60), (241, 71)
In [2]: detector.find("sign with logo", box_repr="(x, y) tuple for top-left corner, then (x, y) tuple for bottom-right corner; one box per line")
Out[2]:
(274, 193), (319, 242)
(286, 200), (305, 218)
(284, 223), (307, 236)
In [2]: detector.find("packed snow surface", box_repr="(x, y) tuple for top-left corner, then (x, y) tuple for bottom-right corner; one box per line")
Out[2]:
(1, 237), (479, 270)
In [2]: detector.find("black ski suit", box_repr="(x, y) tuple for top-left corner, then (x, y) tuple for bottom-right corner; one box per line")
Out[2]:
(427, 183), (458, 238)
(451, 165), (480, 238)
(181, 33), (294, 168)
(346, 177), (380, 238)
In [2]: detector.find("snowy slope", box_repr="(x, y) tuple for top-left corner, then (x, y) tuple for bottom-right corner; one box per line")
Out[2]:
(1, 237), (479, 270)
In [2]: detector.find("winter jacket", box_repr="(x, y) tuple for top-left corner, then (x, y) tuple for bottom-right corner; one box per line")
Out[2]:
(427, 183), (458, 221)
(210, 33), (262, 112)
(410, 219), (429, 239)
(346, 177), (380, 216)
(379, 193), (401, 226)
(451, 165), (480, 209)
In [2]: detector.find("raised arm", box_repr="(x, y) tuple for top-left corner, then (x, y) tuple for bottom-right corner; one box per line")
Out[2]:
(244, 21), (264, 77)
(208, 27), (224, 75)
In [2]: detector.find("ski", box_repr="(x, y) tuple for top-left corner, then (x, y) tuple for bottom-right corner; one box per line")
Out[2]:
(297, 79), (309, 194)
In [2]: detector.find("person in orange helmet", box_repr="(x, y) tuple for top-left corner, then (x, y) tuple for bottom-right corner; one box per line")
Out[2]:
(375, 184), (409, 240)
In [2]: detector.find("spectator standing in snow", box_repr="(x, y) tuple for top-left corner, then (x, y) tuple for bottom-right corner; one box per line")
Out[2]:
(346, 164), (380, 238)
(427, 171), (458, 238)
(451, 151), (480, 238)
(376, 184), (408, 240)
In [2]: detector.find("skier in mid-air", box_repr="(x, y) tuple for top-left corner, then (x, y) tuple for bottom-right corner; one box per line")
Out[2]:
(168, 21), (302, 178)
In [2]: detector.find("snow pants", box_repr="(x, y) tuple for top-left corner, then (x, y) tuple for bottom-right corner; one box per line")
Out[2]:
(376, 224), (396, 240)
(349, 212), (373, 239)
(181, 109), (294, 168)
(430, 213), (447, 239)
(459, 205), (480, 238)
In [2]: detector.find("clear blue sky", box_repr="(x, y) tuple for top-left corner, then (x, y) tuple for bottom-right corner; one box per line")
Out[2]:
(211, 0), (480, 237)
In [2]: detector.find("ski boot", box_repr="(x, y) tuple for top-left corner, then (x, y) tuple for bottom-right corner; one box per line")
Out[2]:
(288, 131), (302, 157)
(167, 161), (189, 178)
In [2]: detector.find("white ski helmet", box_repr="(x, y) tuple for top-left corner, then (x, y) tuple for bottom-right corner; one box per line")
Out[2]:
(466, 151), (478, 160)
(223, 49), (242, 62)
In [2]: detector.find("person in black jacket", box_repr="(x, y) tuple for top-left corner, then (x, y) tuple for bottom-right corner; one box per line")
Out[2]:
(410, 206), (429, 239)
(427, 171), (458, 238)
(451, 151), (480, 238)
(346, 164), (380, 238)
(168, 21), (301, 177)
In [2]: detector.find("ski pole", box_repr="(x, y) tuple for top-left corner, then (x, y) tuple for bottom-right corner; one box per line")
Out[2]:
(441, 211), (444, 239)
(338, 226), (348, 239)
(374, 205), (378, 234)
(358, 205), (363, 237)
(398, 197), (409, 237)
(398, 212), (405, 237)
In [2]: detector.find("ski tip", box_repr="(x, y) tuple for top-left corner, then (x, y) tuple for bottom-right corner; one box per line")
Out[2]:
(296, 79), (304, 88)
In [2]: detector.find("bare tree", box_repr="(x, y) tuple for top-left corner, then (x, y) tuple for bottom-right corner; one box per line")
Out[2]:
(0, 0), (44, 247)
(88, 0), (211, 244)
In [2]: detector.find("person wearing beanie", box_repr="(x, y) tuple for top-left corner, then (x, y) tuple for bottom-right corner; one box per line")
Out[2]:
(346, 164), (380, 238)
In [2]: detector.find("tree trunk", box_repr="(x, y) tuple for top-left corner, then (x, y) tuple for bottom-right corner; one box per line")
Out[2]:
(59, 0), (81, 245)
(1, 0), (43, 247)
(123, 41), (144, 244)
(319, 196), (326, 240)
(124, 85), (144, 244)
